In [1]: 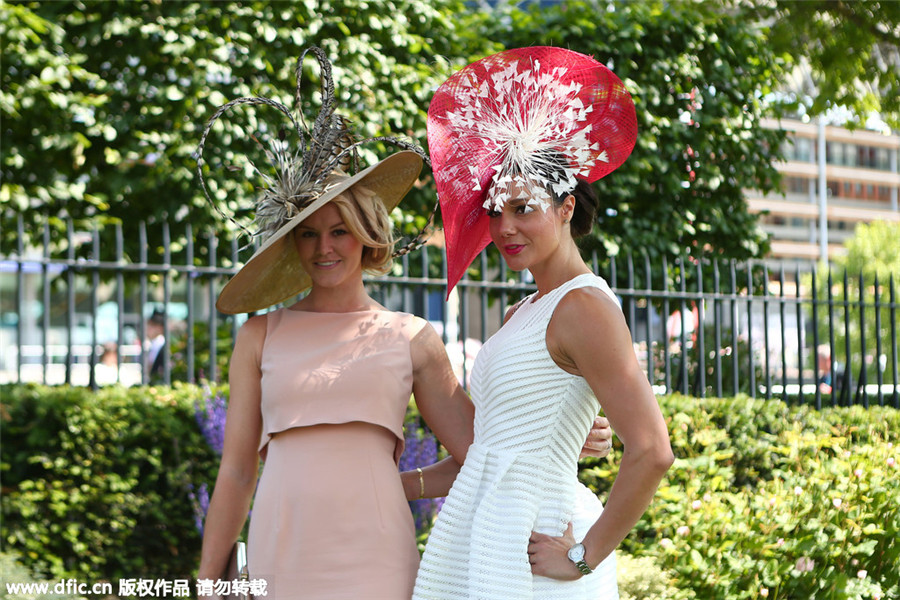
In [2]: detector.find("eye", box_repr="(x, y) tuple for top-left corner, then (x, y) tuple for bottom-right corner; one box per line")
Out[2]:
(515, 204), (534, 215)
(299, 230), (317, 238)
(486, 209), (501, 218)
(332, 228), (349, 236)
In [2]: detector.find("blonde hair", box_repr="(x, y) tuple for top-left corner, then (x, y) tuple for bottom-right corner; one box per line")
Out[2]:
(331, 185), (396, 274)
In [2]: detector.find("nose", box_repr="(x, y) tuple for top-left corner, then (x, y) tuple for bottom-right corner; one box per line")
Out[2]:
(497, 212), (516, 237)
(315, 233), (332, 255)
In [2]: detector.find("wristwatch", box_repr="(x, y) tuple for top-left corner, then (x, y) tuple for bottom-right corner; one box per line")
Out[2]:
(567, 542), (593, 575)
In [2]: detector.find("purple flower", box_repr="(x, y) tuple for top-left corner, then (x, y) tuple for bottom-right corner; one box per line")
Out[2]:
(189, 387), (226, 536)
(187, 482), (210, 534)
(195, 386), (227, 456)
(399, 418), (444, 532)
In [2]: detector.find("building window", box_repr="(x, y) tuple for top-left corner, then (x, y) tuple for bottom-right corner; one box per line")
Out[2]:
(784, 176), (808, 194)
(827, 220), (850, 231)
(875, 148), (890, 171)
(827, 181), (839, 198)
(786, 137), (814, 162)
(824, 139), (895, 171)
(857, 145), (870, 168)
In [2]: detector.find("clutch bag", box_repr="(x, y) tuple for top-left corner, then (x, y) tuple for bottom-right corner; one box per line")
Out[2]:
(224, 540), (249, 600)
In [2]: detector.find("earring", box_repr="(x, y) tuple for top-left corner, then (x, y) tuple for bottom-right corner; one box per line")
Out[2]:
(564, 218), (570, 224)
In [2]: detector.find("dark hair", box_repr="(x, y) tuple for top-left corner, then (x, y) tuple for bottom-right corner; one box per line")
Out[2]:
(560, 179), (598, 238)
(533, 150), (600, 238)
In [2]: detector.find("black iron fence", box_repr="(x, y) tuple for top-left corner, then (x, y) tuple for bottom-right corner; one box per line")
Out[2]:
(1, 216), (898, 409)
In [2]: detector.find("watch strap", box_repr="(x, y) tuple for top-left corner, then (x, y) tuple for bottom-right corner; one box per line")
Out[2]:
(574, 558), (593, 575)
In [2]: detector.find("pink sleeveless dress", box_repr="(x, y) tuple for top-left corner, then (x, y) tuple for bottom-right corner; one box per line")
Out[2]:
(247, 308), (425, 599)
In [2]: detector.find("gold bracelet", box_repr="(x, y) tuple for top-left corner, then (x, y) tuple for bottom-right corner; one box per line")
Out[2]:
(416, 467), (425, 500)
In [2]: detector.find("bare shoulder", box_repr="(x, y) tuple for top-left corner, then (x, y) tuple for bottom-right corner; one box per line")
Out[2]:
(553, 286), (624, 330)
(408, 317), (458, 387)
(409, 317), (444, 364)
(232, 313), (268, 365)
(548, 285), (631, 373)
(407, 314), (431, 335)
(236, 313), (267, 343)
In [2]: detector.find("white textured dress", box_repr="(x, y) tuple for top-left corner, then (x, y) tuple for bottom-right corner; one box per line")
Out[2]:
(413, 273), (619, 599)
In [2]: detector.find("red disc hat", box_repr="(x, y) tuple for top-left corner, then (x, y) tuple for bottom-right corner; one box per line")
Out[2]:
(427, 46), (637, 294)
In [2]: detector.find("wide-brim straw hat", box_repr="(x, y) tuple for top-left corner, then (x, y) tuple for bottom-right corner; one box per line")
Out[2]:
(216, 150), (422, 314)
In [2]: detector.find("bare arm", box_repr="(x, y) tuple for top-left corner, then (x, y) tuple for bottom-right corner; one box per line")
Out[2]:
(409, 320), (475, 465)
(400, 456), (463, 500)
(529, 288), (673, 579)
(197, 316), (266, 581)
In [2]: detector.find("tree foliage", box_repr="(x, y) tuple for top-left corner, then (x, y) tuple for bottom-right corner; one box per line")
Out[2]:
(807, 221), (900, 387)
(479, 0), (786, 262)
(1, 0), (495, 263)
(748, 0), (900, 130)
(842, 221), (900, 279)
(3, 0), (895, 269)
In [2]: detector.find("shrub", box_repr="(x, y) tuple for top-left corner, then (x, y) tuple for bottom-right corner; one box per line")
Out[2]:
(581, 394), (900, 600)
(0, 551), (80, 600)
(0, 383), (219, 582)
(616, 552), (690, 600)
(4, 384), (897, 599)
(400, 399), (448, 550)
(169, 321), (234, 383)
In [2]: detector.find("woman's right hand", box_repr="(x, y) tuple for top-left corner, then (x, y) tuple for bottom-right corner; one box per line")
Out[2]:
(580, 415), (613, 459)
(401, 457), (463, 500)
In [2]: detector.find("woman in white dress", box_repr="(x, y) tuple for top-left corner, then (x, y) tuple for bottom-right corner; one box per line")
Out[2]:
(414, 47), (674, 599)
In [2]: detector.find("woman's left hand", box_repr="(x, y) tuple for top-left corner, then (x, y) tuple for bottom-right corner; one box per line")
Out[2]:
(528, 522), (583, 580)
(580, 416), (613, 459)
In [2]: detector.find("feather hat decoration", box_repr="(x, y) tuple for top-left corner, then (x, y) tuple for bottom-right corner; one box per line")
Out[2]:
(196, 46), (433, 314)
(427, 46), (638, 294)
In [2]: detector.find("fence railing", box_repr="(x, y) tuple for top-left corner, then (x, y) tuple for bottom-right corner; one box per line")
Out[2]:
(1, 216), (898, 409)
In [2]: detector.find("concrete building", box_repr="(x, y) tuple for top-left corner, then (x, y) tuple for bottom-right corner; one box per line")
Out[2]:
(746, 117), (900, 268)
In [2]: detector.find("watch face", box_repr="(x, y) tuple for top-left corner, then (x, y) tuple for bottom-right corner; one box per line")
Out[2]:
(567, 543), (585, 562)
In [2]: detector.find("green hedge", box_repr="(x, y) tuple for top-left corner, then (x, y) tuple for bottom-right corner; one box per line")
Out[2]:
(3, 385), (898, 599)
(1, 383), (219, 582)
(0, 551), (80, 600)
(582, 394), (900, 600)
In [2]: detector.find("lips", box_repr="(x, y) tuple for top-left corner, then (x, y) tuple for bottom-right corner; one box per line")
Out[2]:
(503, 244), (524, 255)
(314, 260), (340, 269)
